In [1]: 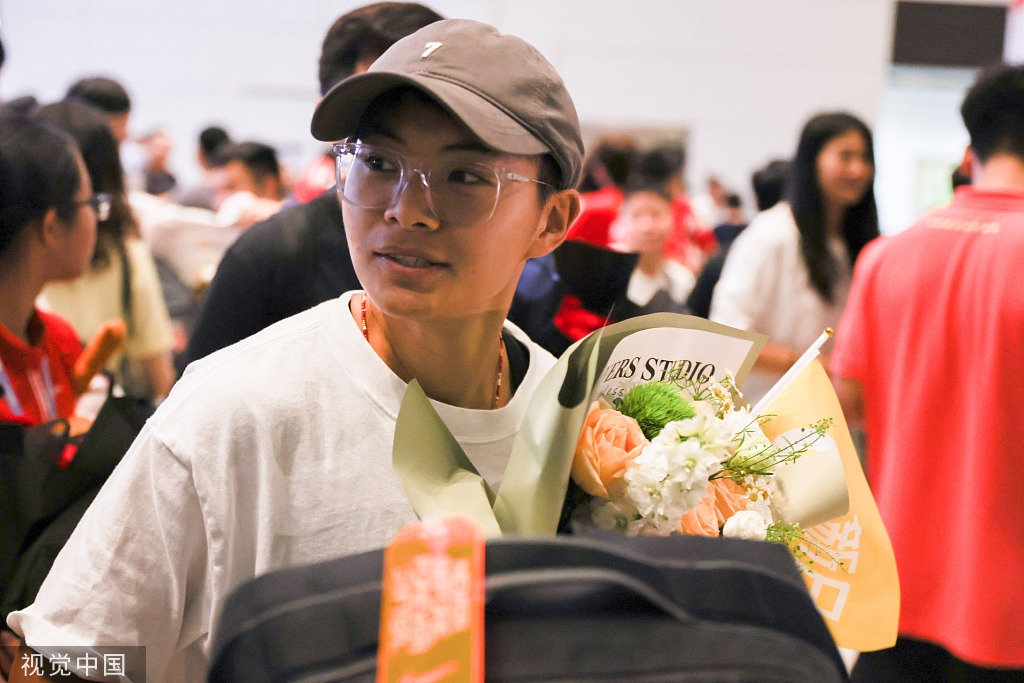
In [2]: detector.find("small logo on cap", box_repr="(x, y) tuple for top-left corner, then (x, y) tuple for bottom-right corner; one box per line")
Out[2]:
(421, 41), (443, 59)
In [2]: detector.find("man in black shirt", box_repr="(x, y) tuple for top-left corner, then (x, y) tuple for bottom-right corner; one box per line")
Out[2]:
(186, 3), (443, 364)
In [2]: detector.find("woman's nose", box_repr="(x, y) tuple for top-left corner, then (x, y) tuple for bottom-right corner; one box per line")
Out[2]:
(385, 168), (440, 230)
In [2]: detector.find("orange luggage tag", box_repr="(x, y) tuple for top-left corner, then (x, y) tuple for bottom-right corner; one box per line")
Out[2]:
(377, 515), (485, 683)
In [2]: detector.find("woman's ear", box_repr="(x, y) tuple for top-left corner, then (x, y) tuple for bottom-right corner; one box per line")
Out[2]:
(528, 189), (580, 259)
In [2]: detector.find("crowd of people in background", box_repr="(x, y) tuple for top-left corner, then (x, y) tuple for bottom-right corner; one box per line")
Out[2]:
(2, 3), (1024, 681)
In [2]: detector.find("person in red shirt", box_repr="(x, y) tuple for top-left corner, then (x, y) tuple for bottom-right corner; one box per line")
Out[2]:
(833, 63), (1024, 678)
(566, 135), (637, 246)
(0, 111), (98, 425)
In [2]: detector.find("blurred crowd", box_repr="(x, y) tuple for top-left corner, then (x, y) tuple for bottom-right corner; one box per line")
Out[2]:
(0, 13), (884, 410)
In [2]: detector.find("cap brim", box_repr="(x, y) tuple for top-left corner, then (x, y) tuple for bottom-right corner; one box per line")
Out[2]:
(310, 71), (549, 157)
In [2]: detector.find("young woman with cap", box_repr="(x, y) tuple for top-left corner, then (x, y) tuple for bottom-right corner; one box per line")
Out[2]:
(8, 19), (582, 682)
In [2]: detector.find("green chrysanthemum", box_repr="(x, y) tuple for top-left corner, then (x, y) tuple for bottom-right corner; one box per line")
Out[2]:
(616, 382), (696, 440)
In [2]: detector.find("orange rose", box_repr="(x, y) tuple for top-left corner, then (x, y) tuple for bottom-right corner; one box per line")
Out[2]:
(679, 479), (749, 536)
(571, 400), (648, 498)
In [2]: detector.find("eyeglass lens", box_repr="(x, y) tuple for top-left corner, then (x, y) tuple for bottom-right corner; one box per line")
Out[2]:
(335, 144), (503, 225)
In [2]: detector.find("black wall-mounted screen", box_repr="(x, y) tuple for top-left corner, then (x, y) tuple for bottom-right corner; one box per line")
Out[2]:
(892, 1), (1007, 68)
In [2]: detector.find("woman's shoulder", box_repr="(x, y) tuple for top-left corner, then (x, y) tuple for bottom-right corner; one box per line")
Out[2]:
(728, 203), (798, 255)
(743, 202), (796, 237)
(37, 308), (81, 350)
(123, 237), (162, 270)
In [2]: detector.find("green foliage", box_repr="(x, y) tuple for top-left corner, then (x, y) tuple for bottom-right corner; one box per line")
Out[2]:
(766, 522), (848, 574)
(616, 381), (696, 440)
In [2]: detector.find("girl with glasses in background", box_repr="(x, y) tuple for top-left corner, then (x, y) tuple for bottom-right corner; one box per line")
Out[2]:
(36, 99), (177, 406)
(0, 110), (97, 426)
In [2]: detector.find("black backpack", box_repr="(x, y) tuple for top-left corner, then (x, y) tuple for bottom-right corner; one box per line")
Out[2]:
(208, 531), (848, 682)
(0, 392), (151, 621)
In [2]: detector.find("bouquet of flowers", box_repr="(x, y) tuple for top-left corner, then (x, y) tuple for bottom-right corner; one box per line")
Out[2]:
(393, 313), (897, 650)
(569, 372), (838, 565)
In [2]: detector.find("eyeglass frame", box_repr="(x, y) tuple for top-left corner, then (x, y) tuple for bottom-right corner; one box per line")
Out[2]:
(73, 193), (113, 222)
(331, 140), (551, 225)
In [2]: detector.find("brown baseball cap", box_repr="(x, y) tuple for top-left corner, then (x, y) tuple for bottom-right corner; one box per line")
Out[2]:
(310, 19), (584, 190)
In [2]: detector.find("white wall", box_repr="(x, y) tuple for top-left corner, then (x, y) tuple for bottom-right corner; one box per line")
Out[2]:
(873, 66), (974, 234)
(872, 1), (1019, 234)
(0, 0), (895, 208)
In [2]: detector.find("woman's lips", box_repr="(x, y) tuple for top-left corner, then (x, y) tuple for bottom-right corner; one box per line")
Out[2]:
(375, 249), (450, 271)
(381, 252), (444, 268)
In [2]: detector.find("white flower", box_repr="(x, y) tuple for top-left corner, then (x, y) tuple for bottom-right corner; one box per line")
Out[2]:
(622, 420), (722, 536)
(722, 510), (769, 541)
(588, 497), (638, 533)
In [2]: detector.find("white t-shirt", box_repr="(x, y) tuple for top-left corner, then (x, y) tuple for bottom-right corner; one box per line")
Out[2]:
(625, 260), (696, 307)
(709, 202), (850, 400)
(8, 291), (556, 682)
(40, 238), (175, 369)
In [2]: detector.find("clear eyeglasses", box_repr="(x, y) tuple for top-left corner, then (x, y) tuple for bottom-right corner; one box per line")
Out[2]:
(76, 193), (113, 222)
(332, 141), (549, 225)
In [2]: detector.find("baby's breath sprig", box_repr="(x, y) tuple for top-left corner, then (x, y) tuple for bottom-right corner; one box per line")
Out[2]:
(766, 522), (849, 574)
(713, 417), (834, 480)
(672, 371), (744, 417)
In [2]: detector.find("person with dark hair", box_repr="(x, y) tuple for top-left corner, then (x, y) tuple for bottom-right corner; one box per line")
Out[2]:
(546, 142), (711, 344)
(198, 125), (230, 165)
(65, 76), (131, 145)
(633, 143), (716, 274)
(35, 100), (176, 405)
(710, 112), (878, 402)
(563, 134), (638, 248)
(832, 62), (1024, 680)
(568, 142), (712, 274)
(218, 141), (283, 201)
(607, 178), (695, 314)
(177, 125), (232, 210)
(751, 158), (791, 212)
(577, 134), (637, 194)
(186, 2), (443, 364)
(317, 1), (443, 96)
(535, 134), (639, 349)
(139, 128), (177, 197)
(0, 111), (96, 426)
(8, 19), (582, 681)
(209, 140), (287, 233)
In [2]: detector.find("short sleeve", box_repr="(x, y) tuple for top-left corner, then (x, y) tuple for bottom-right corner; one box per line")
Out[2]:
(7, 424), (209, 681)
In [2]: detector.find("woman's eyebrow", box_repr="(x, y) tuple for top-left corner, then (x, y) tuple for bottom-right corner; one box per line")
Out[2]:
(441, 141), (493, 155)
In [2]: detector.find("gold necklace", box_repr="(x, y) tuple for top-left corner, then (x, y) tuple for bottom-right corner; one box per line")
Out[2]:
(361, 294), (504, 409)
